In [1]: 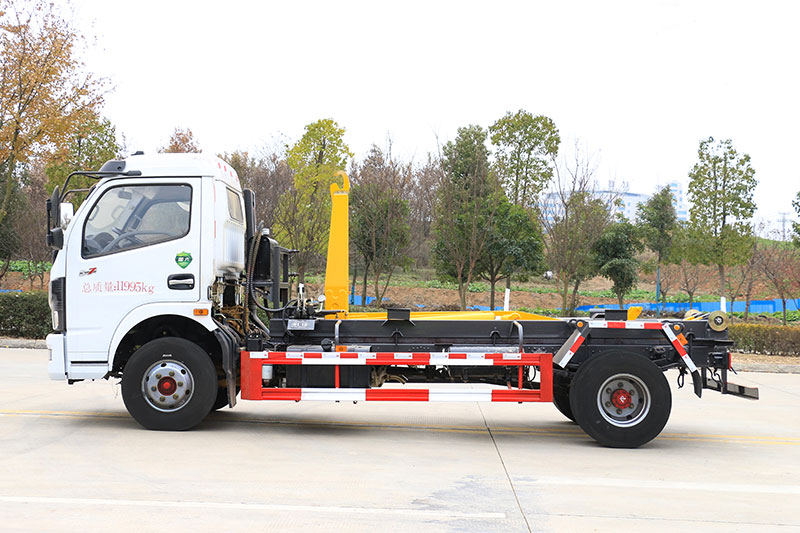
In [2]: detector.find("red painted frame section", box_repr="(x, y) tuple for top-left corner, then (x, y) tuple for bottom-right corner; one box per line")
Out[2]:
(241, 351), (553, 403)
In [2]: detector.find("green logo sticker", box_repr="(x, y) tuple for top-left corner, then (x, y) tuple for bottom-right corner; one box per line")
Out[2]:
(175, 252), (193, 269)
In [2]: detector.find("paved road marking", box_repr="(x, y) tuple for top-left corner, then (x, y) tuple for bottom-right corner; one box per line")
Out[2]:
(3, 409), (800, 446)
(519, 476), (800, 495)
(0, 496), (505, 520)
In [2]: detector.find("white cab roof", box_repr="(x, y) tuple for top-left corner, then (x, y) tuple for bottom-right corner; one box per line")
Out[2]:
(120, 153), (241, 190)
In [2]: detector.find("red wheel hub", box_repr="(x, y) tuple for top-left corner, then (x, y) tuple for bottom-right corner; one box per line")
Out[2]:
(157, 377), (177, 395)
(611, 389), (632, 409)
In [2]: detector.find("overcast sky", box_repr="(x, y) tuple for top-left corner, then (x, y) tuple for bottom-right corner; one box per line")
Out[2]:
(71, 0), (799, 233)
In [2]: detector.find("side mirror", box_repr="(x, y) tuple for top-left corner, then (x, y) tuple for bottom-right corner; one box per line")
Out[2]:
(60, 202), (74, 228)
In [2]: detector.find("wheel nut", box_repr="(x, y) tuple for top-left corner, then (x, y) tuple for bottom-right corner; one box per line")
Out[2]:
(159, 396), (165, 402)
(629, 390), (635, 395)
(156, 373), (162, 379)
(150, 386), (156, 391)
(178, 382), (184, 387)
(606, 388), (612, 393)
(605, 401), (611, 407)
(616, 409), (622, 415)
(172, 394), (179, 399)
(617, 382), (624, 388)
(169, 371), (175, 377)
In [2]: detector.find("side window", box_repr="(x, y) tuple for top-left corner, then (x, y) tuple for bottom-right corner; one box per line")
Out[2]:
(226, 188), (243, 223)
(83, 184), (192, 258)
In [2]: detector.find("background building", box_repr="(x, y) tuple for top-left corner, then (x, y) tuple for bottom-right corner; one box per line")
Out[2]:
(539, 181), (689, 224)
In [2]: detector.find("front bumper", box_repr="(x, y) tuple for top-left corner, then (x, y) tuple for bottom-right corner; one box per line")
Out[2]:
(47, 333), (67, 380)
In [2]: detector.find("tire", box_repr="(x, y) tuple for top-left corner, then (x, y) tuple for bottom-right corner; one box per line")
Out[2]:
(569, 351), (671, 448)
(122, 337), (217, 430)
(552, 373), (576, 422)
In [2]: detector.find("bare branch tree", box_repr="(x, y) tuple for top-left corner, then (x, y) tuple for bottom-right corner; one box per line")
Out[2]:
(539, 143), (617, 314)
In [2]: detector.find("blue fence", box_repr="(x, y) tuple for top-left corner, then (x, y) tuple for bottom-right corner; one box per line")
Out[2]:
(348, 295), (799, 315)
(577, 298), (800, 314)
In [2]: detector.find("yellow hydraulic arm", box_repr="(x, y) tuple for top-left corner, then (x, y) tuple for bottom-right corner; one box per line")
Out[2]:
(323, 171), (349, 313)
(320, 170), (552, 321)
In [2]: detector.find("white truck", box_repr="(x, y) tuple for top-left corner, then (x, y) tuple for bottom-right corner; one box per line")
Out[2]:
(45, 153), (757, 447)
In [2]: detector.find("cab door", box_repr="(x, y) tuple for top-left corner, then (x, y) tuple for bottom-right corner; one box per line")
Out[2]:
(65, 178), (202, 363)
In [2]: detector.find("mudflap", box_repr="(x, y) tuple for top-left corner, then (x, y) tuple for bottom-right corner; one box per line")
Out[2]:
(214, 326), (239, 408)
(701, 367), (759, 400)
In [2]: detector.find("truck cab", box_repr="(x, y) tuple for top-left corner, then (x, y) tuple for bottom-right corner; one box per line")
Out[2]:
(47, 154), (247, 405)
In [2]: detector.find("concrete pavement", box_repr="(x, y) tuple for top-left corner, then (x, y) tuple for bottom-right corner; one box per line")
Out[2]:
(1, 348), (799, 531)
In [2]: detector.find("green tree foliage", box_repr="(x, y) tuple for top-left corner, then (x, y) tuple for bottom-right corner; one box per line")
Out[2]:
(45, 115), (120, 197)
(637, 185), (677, 308)
(489, 110), (560, 207)
(433, 125), (500, 310)
(477, 197), (543, 309)
(0, 0), (104, 227)
(636, 186), (677, 264)
(273, 119), (352, 282)
(688, 137), (757, 296)
(593, 221), (643, 309)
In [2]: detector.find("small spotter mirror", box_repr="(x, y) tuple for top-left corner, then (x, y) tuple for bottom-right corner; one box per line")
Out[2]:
(60, 202), (74, 228)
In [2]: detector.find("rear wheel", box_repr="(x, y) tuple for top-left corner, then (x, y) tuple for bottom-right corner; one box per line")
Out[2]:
(569, 351), (671, 448)
(122, 337), (217, 430)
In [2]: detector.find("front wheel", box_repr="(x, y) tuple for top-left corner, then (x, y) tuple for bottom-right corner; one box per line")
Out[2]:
(569, 351), (671, 448)
(122, 337), (217, 430)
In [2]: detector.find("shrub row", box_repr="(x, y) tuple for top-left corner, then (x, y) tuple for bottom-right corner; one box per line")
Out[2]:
(0, 291), (52, 339)
(729, 324), (800, 356)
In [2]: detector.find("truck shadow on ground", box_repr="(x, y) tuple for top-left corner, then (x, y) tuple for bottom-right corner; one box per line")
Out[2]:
(24, 408), (692, 450)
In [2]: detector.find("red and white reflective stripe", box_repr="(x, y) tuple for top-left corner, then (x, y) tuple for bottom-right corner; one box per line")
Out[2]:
(251, 387), (548, 403)
(588, 320), (663, 330)
(661, 325), (698, 372)
(555, 320), (698, 372)
(559, 334), (586, 367)
(248, 351), (547, 366)
(553, 329), (586, 368)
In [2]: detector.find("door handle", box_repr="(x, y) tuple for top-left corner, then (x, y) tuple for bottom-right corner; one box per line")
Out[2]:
(167, 273), (195, 290)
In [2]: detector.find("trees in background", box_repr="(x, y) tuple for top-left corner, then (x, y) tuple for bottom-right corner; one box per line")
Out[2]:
(45, 115), (120, 198)
(636, 186), (677, 310)
(406, 156), (439, 268)
(160, 127), (201, 153)
(489, 110), (560, 207)
(667, 223), (714, 308)
(0, 0), (104, 227)
(593, 221), (642, 309)
(12, 162), (51, 288)
(758, 237), (800, 325)
(224, 147), (292, 230)
(350, 145), (411, 303)
(541, 148), (616, 315)
(793, 191), (800, 248)
(477, 198), (543, 309)
(688, 137), (757, 297)
(273, 119), (352, 283)
(433, 125), (500, 310)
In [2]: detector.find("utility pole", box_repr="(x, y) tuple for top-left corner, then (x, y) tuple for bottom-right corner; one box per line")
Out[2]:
(779, 212), (789, 241)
